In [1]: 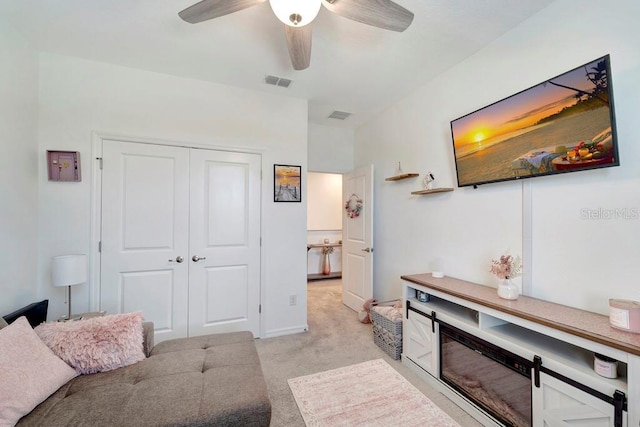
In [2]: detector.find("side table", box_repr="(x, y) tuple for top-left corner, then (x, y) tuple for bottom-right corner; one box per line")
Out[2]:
(58, 310), (107, 322)
(307, 242), (342, 280)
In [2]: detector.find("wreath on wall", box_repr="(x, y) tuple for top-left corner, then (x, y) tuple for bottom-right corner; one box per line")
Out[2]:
(345, 194), (363, 218)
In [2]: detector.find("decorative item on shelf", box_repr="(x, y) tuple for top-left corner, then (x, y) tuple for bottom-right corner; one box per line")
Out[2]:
(594, 353), (618, 379)
(490, 253), (522, 300)
(497, 278), (519, 300)
(431, 258), (444, 278)
(321, 245), (334, 275)
(344, 193), (363, 218)
(609, 299), (640, 333)
(385, 161), (419, 181)
(417, 291), (429, 303)
(395, 162), (403, 176)
(423, 171), (435, 190)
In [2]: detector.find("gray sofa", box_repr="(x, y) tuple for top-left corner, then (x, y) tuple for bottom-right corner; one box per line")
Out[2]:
(4, 303), (271, 427)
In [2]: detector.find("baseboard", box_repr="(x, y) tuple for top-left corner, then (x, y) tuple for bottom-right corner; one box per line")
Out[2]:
(263, 324), (309, 338)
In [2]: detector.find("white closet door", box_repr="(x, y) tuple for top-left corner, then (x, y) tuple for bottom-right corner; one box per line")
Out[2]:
(188, 149), (262, 337)
(100, 140), (190, 342)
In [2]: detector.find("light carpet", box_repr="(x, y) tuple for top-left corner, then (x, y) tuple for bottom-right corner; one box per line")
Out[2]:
(288, 358), (461, 427)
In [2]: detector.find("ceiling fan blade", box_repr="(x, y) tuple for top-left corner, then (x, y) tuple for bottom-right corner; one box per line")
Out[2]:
(322, 0), (414, 32)
(285, 25), (312, 71)
(179, 0), (266, 24)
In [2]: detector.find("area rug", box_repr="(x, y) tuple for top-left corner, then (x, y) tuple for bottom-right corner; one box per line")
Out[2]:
(287, 359), (460, 427)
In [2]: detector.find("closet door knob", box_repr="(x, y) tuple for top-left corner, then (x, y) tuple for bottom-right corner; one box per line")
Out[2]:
(169, 256), (184, 263)
(192, 255), (206, 262)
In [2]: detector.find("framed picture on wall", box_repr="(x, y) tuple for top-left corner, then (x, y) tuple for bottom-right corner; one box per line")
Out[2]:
(274, 164), (302, 202)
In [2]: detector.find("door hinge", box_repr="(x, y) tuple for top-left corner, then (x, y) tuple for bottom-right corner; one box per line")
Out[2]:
(98, 241), (102, 252)
(96, 157), (103, 170)
(260, 237), (262, 247)
(259, 304), (262, 314)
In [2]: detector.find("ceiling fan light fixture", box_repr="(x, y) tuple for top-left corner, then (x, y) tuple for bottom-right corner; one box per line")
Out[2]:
(269, 0), (322, 27)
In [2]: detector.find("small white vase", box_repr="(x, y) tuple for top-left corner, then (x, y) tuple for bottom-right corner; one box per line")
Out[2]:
(497, 278), (519, 300)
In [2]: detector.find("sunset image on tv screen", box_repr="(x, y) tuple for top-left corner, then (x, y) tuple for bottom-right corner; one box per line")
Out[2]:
(451, 56), (617, 187)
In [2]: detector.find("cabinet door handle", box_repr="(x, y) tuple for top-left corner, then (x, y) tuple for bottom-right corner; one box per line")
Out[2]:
(533, 355), (542, 388)
(613, 390), (625, 427)
(431, 311), (436, 333)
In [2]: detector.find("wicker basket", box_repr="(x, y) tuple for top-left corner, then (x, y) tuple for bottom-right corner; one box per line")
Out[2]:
(371, 308), (403, 360)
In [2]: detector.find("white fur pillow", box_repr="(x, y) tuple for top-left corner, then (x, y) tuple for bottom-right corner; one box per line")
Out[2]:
(0, 316), (78, 426)
(35, 312), (145, 375)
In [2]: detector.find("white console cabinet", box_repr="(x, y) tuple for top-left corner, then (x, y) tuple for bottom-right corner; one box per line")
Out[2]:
(401, 274), (638, 427)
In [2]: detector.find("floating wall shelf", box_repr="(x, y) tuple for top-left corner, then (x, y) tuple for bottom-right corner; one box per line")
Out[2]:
(411, 188), (454, 195)
(385, 173), (419, 181)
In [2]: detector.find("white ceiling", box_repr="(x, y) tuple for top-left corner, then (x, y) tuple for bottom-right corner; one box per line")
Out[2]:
(1, 0), (556, 129)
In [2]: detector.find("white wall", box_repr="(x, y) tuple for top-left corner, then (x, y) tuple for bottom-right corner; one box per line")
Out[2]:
(307, 172), (343, 231)
(308, 122), (354, 173)
(0, 21), (39, 315)
(307, 172), (343, 275)
(355, 0), (640, 315)
(36, 54), (309, 336)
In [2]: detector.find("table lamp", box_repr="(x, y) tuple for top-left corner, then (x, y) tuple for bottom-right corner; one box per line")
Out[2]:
(52, 254), (87, 320)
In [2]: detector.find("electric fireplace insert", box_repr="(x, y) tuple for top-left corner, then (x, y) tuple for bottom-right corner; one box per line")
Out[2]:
(439, 322), (533, 427)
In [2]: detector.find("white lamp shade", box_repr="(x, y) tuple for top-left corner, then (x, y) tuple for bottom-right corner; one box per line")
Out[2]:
(269, 0), (321, 27)
(52, 254), (87, 287)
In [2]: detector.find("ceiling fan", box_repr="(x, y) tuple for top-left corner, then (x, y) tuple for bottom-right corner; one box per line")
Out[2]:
(178, 0), (414, 70)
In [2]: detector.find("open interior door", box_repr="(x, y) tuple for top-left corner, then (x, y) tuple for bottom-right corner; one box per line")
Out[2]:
(342, 165), (374, 311)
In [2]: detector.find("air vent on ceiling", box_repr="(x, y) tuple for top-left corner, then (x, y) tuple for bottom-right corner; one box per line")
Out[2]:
(328, 110), (352, 120)
(264, 75), (292, 88)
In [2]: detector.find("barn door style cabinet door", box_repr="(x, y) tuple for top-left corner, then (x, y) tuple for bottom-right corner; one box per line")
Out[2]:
(403, 301), (438, 376)
(533, 372), (627, 427)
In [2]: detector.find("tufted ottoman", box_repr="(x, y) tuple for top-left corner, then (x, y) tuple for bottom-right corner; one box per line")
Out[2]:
(17, 330), (271, 427)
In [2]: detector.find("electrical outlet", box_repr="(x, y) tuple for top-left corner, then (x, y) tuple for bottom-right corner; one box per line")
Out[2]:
(289, 295), (297, 306)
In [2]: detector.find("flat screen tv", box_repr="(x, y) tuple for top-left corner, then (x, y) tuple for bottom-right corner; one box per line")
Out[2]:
(450, 55), (619, 188)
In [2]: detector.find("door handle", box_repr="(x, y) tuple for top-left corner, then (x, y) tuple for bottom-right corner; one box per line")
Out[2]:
(169, 256), (184, 263)
(361, 248), (373, 253)
(192, 255), (207, 262)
